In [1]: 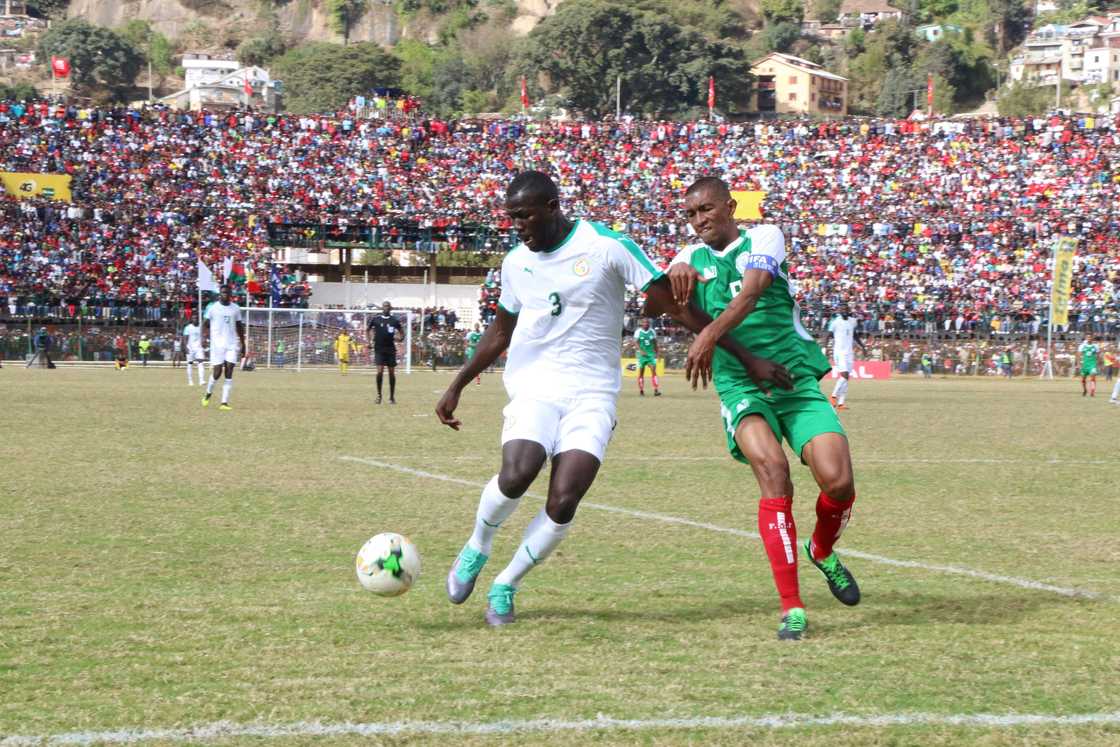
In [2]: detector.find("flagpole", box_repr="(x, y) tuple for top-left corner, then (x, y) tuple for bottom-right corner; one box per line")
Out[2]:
(616, 75), (621, 120)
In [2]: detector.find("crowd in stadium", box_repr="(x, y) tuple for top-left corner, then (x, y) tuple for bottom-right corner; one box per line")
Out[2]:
(1, 99), (1118, 336)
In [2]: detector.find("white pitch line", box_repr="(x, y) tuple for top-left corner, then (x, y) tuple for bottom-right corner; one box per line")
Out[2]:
(339, 455), (1113, 465)
(5, 711), (1120, 745)
(339, 456), (1111, 601)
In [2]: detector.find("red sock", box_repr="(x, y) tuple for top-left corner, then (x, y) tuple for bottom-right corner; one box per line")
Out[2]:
(758, 497), (802, 612)
(638, 375), (644, 393)
(651, 373), (660, 390)
(1090, 379), (1097, 396)
(811, 491), (854, 561)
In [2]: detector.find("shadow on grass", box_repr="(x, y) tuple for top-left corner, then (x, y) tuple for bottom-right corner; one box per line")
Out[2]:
(848, 588), (1091, 627)
(418, 595), (773, 632)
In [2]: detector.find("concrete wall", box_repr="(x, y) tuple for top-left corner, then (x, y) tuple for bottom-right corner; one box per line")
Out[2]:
(308, 282), (481, 324)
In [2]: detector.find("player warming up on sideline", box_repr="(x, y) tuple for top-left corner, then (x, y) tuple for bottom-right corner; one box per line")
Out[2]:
(436, 171), (791, 627)
(201, 284), (245, 411)
(465, 324), (483, 385)
(336, 329), (353, 375)
(635, 317), (661, 397)
(183, 313), (206, 386)
(368, 301), (402, 404)
(828, 306), (866, 410)
(663, 177), (862, 641)
(1079, 335), (1099, 398)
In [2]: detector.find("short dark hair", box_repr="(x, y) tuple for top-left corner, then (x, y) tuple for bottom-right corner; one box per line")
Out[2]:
(506, 170), (559, 205)
(685, 176), (731, 200)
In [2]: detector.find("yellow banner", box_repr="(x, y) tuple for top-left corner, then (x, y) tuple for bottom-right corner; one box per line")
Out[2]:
(1050, 237), (1077, 327)
(621, 358), (665, 378)
(730, 191), (765, 220)
(0, 172), (73, 202)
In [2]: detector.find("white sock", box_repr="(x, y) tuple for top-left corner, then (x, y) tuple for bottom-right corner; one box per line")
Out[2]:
(1112, 378), (1120, 401)
(493, 509), (571, 588)
(468, 476), (520, 555)
(197, 362), (207, 384)
(206, 376), (216, 395)
(837, 377), (849, 404)
(831, 377), (843, 398)
(222, 379), (233, 404)
(186, 366), (194, 385)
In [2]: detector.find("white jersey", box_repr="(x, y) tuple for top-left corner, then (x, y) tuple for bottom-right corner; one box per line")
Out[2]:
(205, 301), (242, 349)
(828, 316), (858, 357)
(183, 323), (202, 349)
(498, 219), (662, 400)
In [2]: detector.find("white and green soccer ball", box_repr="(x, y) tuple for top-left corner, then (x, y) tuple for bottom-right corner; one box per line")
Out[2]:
(355, 533), (421, 596)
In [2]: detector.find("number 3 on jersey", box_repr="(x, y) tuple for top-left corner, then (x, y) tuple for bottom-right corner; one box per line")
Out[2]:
(548, 291), (562, 316)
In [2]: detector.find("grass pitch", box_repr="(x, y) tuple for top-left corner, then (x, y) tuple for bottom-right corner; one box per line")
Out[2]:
(1, 366), (1118, 745)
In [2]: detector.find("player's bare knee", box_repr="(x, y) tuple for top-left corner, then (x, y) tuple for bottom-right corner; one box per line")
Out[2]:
(754, 453), (792, 496)
(545, 493), (579, 524)
(818, 465), (855, 502)
(498, 467), (536, 499)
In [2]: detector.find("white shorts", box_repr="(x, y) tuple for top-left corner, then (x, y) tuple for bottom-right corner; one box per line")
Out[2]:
(833, 352), (854, 373)
(501, 395), (617, 462)
(188, 345), (205, 362)
(210, 344), (240, 366)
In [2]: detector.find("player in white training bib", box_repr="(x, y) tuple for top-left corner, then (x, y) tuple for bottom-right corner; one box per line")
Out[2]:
(201, 285), (245, 411)
(827, 306), (866, 410)
(182, 312), (206, 386)
(435, 171), (792, 627)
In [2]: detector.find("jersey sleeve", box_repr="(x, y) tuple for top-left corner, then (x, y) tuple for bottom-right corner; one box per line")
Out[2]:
(203, 306), (213, 322)
(497, 256), (522, 315)
(669, 245), (698, 267)
(739, 225), (787, 278)
(232, 305), (243, 323)
(606, 235), (663, 291)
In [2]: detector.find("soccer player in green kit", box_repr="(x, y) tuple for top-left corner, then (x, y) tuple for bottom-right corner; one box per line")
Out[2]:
(661, 177), (861, 641)
(634, 318), (661, 397)
(1078, 335), (1100, 397)
(465, 323), (483, 386)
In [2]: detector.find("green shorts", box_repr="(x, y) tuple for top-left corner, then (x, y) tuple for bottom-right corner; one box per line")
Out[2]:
(1081, 365), (1098, 377)
(465, 347), (477, 360)
(718, 375), (845, 465)
(637, 355), (657, 370)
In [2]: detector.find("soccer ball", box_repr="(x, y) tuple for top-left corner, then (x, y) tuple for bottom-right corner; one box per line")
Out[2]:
(355, 533), (421, 596)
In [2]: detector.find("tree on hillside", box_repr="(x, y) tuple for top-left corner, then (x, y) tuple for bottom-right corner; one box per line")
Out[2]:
(511, 0), (754, 117)
(25, 0), (69, 19)
(325, 0), (370, 44)
(760, 0), (805, 25)
(271, 42), (399, 114)
(37, 20), (142, 100)
(118, 20), (176, 83)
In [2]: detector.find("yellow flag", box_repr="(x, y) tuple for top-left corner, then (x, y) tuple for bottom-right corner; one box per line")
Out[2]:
(0, 172), (73, 202)
(730, 191), (765, 220)
(1049, 237), (1077, 327)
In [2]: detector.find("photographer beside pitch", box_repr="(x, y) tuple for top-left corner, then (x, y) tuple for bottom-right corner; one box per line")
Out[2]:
(661, 177), (862, 641)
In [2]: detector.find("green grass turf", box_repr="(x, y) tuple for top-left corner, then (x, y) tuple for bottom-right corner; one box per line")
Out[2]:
(1, 367), (1118, 744)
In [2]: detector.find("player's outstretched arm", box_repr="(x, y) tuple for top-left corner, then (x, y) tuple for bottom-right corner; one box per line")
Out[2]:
(644, 277), (791, 393)
(435, 308), (517, 430)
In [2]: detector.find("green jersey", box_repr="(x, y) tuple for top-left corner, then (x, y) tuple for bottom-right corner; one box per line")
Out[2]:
(635, 328), (657, 357)
(674, 226), (829, 395)
(466, 331), (482, 349)
(1079, 342), (1099, 368)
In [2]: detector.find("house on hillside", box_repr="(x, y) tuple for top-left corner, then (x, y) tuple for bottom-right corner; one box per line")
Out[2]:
(749, 53), (848, 116)
(915, 24), (962, 43)
(801, 20), (849, 41)
(838, 0), (903, 31)
(1009, 16), (1116, 85)
(159, 59), (282, 112)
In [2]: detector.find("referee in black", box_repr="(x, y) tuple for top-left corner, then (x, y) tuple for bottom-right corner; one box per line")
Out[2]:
(367, 301), (404, 404)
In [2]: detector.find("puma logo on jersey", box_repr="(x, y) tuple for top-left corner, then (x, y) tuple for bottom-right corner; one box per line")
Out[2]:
(702, 266), (718, 280)
(522, 267), (533, 275)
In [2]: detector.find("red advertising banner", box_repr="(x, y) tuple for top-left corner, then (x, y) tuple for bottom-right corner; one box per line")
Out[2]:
(829, 361), (891, 379)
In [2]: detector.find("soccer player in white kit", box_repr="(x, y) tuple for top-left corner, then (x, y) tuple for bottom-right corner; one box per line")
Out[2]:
(436, 171), (792, 626)
(182, 312), (206, 386)
(201, 285), (245, 411)
(827, 306), (866, 411)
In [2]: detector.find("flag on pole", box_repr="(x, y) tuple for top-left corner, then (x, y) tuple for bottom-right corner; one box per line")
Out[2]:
(243, 78), (253, 97)
(270, 265), (282, 307)
(926, 73), (934, 115)
(229, 261), (246, 285)
(520, 77), (529, 110)
(197, 260), (218, 292)
(708, 76), (716, 114)
(50, 57), (70, 79)
(222, 256), (233, 282)
(1049, 237), (1077, 327)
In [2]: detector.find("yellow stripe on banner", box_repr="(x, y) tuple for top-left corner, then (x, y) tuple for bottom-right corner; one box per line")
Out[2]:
(0, 172), (73, 202)
(730, 191), (765, 220)
(621, 358), (665, 377)
(1050, 237), (1077, 327)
